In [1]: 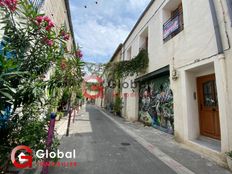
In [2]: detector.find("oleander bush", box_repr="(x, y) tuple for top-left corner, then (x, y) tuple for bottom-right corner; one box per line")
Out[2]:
(0, 0), (83, 171)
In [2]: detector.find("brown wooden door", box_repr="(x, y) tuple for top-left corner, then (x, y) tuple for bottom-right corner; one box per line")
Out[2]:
(197, 74), (221, 140)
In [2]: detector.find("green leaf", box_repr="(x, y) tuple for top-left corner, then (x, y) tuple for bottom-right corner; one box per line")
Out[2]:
(0, 91), (13, 101)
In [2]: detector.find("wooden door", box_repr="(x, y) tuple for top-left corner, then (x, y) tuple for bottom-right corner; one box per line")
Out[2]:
(197, 74), (221, 140)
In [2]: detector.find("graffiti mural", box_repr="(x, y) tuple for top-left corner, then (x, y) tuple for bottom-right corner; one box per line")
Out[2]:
(139, 75), (174, 134)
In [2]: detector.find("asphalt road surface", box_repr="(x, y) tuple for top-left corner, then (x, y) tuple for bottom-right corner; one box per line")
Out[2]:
(48, 105), (178, 174)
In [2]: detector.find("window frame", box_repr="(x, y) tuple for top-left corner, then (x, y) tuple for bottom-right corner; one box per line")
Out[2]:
(163, 3), (184, 42)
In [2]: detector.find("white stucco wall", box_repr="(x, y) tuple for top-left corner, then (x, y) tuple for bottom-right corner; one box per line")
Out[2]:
(171, 0), (232, 154)
(121, 0), (232, 157)
(218, 0), (232, 152)
(122, 0), (219, 120)
(41, 0), (74, 51)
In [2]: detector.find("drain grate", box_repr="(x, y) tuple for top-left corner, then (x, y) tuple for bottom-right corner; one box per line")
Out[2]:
(121, 142), (131, 146)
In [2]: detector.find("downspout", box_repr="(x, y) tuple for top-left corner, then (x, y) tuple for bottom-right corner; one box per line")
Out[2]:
(209, 0), (231, 151)
(209, 0), (224, 54)
(225, 0), (232, 26)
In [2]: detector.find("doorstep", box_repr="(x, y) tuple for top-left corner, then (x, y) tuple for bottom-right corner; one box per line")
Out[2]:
(184, 137), (227, 167)
(195, 136), (221, 152)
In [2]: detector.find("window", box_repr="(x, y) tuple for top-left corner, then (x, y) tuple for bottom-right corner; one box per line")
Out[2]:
(203, 80), (218, 107)
(126, 47), (132, 60)
(139, 27), (148, 51)
(163, 3), (184, 42)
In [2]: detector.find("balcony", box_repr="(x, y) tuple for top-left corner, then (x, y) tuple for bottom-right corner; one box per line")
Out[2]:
(163, 8), (184, 42)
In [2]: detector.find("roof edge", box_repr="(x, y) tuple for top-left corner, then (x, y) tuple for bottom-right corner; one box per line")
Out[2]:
(109, 43), (123, 63)
(64, 0), (76, 50)
(123, 0), (155, 46)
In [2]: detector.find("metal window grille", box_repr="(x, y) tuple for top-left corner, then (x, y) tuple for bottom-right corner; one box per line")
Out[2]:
(163, 4), (184, 42)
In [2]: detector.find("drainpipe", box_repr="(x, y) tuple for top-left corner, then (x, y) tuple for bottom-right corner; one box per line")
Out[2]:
(209, 0), (231, 151)
(225, 0), (232, 26)
(209, 0), (224, 54)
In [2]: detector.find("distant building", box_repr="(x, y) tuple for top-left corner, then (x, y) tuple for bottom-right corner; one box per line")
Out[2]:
(102, 44), (123, 113)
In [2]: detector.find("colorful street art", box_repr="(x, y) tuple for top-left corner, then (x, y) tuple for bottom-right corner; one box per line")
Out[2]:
(139, 75), (174, 134)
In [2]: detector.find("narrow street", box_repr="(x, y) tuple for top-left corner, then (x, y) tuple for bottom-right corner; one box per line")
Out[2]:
(48, 105), (231, 174)
(50, 105), (175, 174)
(2, 1), (232, 174)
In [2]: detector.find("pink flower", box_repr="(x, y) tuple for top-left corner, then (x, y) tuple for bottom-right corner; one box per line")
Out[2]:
(6, 0), (17, 11)
(0, 0), (4, 6)
(60, 30), (66, 36)
(43, 16), (51, 23)
(48, 21), (55, 28)
(45, 26), (51, 31)
(43, 38), (53, 46)
(36, 16), (43, 24)
(45, 21), (54, 31)
(75, 50), (83, 58)
(46, 39), (53, 46)
(63, 34), (70, 41)
(59, 30), (70, 41)
(0, 0), (17, 11)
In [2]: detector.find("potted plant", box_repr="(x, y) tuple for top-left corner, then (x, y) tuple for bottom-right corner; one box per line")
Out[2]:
(113, 96), (123, 116)
(226, 151), (232, 171)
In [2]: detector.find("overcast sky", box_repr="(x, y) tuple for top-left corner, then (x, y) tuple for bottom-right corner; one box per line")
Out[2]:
(70, 0), (151, 63)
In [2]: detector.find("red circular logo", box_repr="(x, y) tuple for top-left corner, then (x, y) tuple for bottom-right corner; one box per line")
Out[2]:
(11, 145), (33, 169)
(82, 75), (104, 99)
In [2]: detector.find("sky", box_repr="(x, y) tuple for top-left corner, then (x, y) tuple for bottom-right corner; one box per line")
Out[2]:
(70, 0), (151, 64)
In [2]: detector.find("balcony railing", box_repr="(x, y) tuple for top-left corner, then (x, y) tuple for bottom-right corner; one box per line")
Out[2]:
(163, 10), (184, 42)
